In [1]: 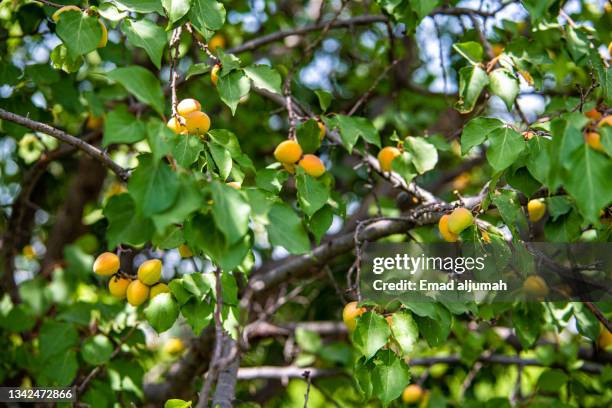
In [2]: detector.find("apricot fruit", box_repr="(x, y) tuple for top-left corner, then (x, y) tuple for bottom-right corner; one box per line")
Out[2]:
(438, 214), (458, 242)
(109, 276), (131, 299)
(211, 64), (221, 86)
(282, 162), (295, 174)
(402, 384), (423, 404)
(22, 245), (36, 260)
(208, 34), (226, 51)
(527, 199), (546, 222)
(163, 338), (185, 354)
(523, 275), (549, 298)
(178, 244), (193, 258)
(585, 132), (605, 152)
(377, 146), (401, 172)
(167, 116), (186, 134)
(227, 181), (241, 189)
(447, 208), (474, 235)
(342, 301), (366, 332)
(126, 280), (150, 306)
(137, 259), (162, 285)
(86, 115), (103, 130)
(274, 140), (303, 164)
(585, 108), (602, 121)
(598, 325), (612, 350)
(317, 121), (326, 140)
(93, 252), (120, 276)
(98, 20), (107, 48)
(597, 115), (612, 127)
(298, 154), (326, 178)
(491, 44), (504, 57)
(150, 283), (170, 299)
(177, 98), (201, 117)
(52, 5), (81, 22)
(184, 111), (211, 135)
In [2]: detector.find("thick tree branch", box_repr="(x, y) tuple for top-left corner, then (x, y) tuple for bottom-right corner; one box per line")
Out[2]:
(0, 108), (129, 181)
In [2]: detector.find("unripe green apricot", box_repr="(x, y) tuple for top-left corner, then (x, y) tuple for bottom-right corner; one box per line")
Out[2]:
(447, 208), (473, 235)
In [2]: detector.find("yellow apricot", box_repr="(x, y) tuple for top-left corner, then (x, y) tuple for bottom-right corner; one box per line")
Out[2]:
(447, 208), (474, 235)
(585, 132), (605, 152)
(377, 146), (401, 172)
(211, 64), (221, 86)
(598, 325), (612, 350)
(527, 199), (546, 222)
(491, 44), (504, 57)
(177, 98), (201, 117)
(184, 111), (211, 135)
(137, 259), (162, 285)
(597, 115), (612, 127)
(317, 121), (326, 140)
(585, 108), (602, 121)
(227, 181), (241, 189)
(126, 280), (150, 306)
(167, 116), (186, 134)
(438, 214), (458, 243)
(274, 140), (303, 164)
(522, 131), (535, 141)
(402, 384), (424, 404)
(150, 283), (170, 299)
(208, 34), (226, 51)
(342, 301), (366, 332)
(52, 5), (81, 22)
(178, 244), (193, 258)
(93, 252), (120, 276)
(298, 154), (326, 178)
(108, 276), (131, 299)
(86, 115), (103, 130)
(163, 338), (185, 354)
(98, 20), (107, 48)
(22, 245), (36, 260)
(523, 275), (549, 298)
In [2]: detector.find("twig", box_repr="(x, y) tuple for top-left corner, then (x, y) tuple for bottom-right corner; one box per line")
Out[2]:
(35, 0), (68, 9)
(169, 27), (183, 119)
(347, 59), (401, 116)
(584, 301), (612, 333)
(302, 370), (312, 408)
(0, 108), (129, 181)
(185, 23), (220, 62)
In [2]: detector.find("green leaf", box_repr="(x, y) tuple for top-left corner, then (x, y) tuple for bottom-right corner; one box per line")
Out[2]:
(103, 105), (146, 146)
(315, 90), (332, 111)
(151, 176), (202, 231)
(55, 10), (102, 58)
(546, 196), (572, 221)
(461, 117), (504, 154)
(266, 203), (311, 254)
(389, 312), (419, 355)
(453, 41), (483, 64)
(104, 194), (154, 248)
(573, 303), (601, 342)
(181, 299), (213, 335)
(391, 152), (417, 185)
(296, 120), (322, 154)
(161, 0), (191, 22)
(486, 126), (525, 171)
(296, 168), (329, 217)
(244, 65), (282, 95)
(144, 293), (179, 333)
(188, 0), (226, 33)
(404, 136), (438, 174)
(113, 0), (164, 14)
(489, 68), (520, 110)
(0, 62), (22, 86)
(38, 350), (78, 386)
(208, 142), (232, 179)
(307, 205), (333, 244)
(164, 399), (192, 408)
(538, 369), (569, 392)
(352, 311), (390, 359)
(39, 321), (78, 361)
(544, 210), (581, 242)
(255, 169), (288, 194)
(563, 143), (612, 223)
(146, 117), (174, 161)
(414, 304), (452, 347)
(81, 335), (113, 365)
(211, 181), (250, 245)
(108, 66), (165, 114)
(185, 62), (210, 79)
(128, 154), (180, 216)
(122, 19), (167, 69)
(334, 115), (380, 152)
(171, 134), (205, 167)
(371, 350), (411, 406)
(409, 0), (440, 19)
(217, 70), (250, 115)
(513, 303), (543, 348)
(455, 65), (489, 113)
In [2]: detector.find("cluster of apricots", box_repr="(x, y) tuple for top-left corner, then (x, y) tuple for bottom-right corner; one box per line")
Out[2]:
(438, 208), (474, 242)
(166, 98), (211, 136)
(273, 122), (327, 177)
(93, 252), (169, 306)
(52, 6), (107, 48)
(584, 108), (611, 153)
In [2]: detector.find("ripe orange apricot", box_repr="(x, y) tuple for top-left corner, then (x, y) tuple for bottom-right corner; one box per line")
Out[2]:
(298, 154), (326, 178)
(342, 301), (366, 332)
(167, 116), (186, 134)
(317, 121), (326, 140)
(402, 384), (424, 404)
(86, 114), (103, 130)
(447, 208), (473, 235)
(138, 259), (162, 285)
(208, 34), (226, 51)
(585, 132), (605, 152)
(527, 199), (546, 222)
(523, 275), (549, 298)
(52, 5), (81, 22)
(438, 214), (458, 243)
(274, 140), (303, 164)
(178, 244), (193, 258)
(98, 20), (107, 48)
(598, 115), (612, 127)
(109, 276), (131, 299)
(93, 252), (120, 276)
(126, 280), (150, 306)
(377, 146), (401, 172)
(211, 64), (221, 86)
(598, 325), (612, 350)
(150, 283), (170, 299)
(184, 111), (211, 135)
(177, 98), (201, 116)
(585, 108), (602, 121)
